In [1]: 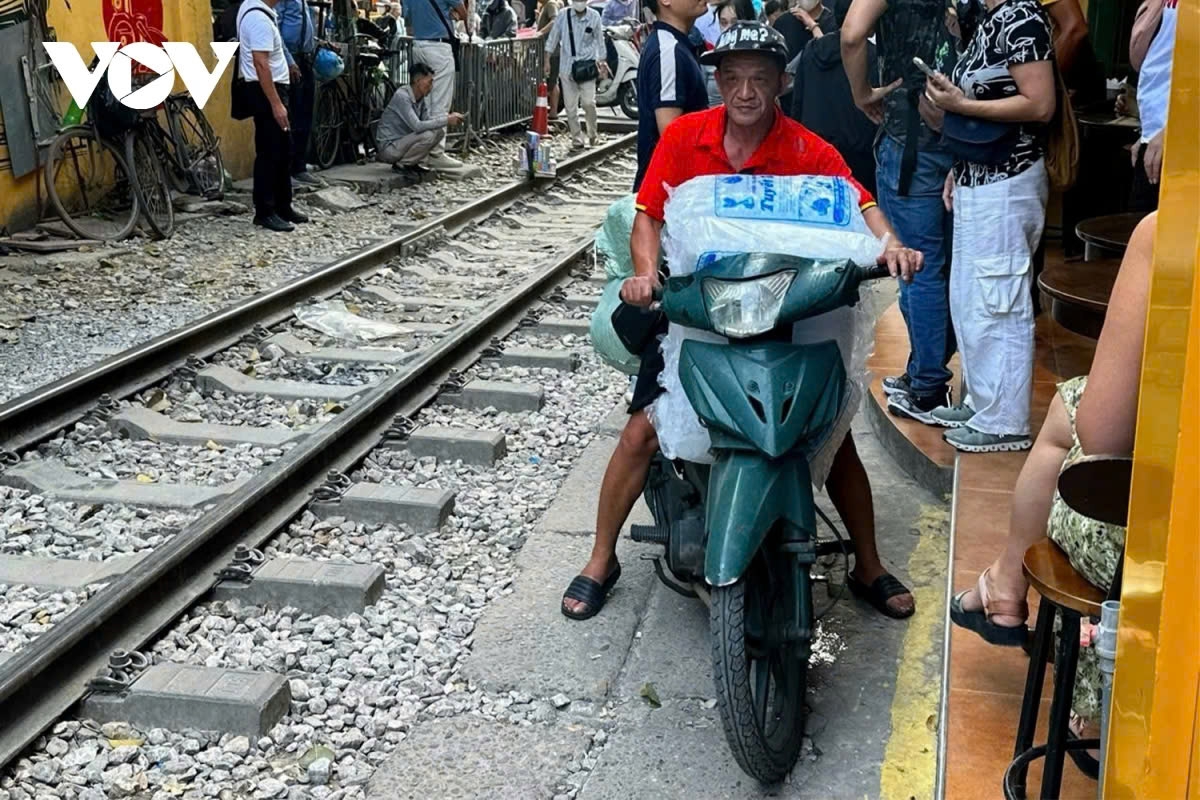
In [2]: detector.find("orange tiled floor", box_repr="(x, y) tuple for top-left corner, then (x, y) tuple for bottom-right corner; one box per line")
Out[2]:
(868, 301), (1099, 799)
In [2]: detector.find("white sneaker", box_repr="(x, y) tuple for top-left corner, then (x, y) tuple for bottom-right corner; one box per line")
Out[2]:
(422, 153), (464, 171)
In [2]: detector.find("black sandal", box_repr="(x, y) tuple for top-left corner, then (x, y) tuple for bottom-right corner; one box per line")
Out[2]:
(561, 563), (622, 621)
(847, 572), (916, 620)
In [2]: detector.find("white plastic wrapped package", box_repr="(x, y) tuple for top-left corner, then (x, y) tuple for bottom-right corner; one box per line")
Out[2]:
(649, 174), (882, 486)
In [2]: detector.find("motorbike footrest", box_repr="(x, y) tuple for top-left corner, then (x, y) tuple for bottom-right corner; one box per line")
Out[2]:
(630, 523), (669, 545)
(815, 539), (853, 558)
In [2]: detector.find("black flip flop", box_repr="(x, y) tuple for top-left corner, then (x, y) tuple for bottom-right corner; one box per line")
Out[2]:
(949, 590), (1029, 646)
(561, 563), (622, 621)
(847, 572), (916, 620)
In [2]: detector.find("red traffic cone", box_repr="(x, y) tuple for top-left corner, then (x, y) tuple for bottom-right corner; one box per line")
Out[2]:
(532, 80), (549, 137)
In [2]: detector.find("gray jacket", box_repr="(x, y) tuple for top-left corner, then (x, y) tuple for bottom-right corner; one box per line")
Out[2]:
(377, 86), (446, 145)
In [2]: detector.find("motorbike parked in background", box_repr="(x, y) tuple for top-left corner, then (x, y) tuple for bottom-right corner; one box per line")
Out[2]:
(597, 18), (642, 119)
(632, 252), (889, 783)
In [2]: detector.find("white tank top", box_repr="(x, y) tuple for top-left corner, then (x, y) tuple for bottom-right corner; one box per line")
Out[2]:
(1136, 0), (1177, 142)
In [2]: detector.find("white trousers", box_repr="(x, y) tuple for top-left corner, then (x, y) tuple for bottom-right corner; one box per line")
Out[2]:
(560, 73), (597, 145)
(411, 40), (455, 157)
(950, 159), (1049, 436)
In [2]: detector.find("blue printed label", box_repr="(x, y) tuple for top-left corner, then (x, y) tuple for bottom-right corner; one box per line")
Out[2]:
(712, 175), (853, 227)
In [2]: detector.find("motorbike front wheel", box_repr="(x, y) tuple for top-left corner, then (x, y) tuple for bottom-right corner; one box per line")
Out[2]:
(618, 81), (638, 119)
(710, 550), (809, 783)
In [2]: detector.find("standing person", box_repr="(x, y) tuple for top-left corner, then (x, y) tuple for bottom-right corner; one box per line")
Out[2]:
(774, 0), (836, 61)
(239, 0), (308, 231)
(482, 0), (518, 37)
(277, 0), (322, 187)
(602, 0), (640, 24)
(842, 0), (957, 424)
(379, 2), (399, 36)
(404, 0), (470, 171)
(924, 0), (1057, 452)
(632, 0), (710, 190)
(703, 2), (740, 105)
(694, 0), (722, 44)
(546, 0), (607, 149)
(789, 0), (876, 196)
(377, 63), (466, 175)
(1127, 0), (1176, 212)
(537, 0), (563, 119)
(763, 0), (783, 23)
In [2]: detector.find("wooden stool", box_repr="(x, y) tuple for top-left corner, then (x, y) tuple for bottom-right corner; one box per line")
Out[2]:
(1004, 539), (1106, 799)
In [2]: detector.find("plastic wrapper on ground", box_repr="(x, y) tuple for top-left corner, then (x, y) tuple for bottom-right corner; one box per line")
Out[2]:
(293, 300), (413, 342)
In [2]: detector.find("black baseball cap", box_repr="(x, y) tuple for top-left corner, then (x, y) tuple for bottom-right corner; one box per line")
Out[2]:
(699, 21), (789, 69)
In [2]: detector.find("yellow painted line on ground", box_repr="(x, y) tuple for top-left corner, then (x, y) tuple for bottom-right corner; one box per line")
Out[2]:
(879, 503), (951, 800)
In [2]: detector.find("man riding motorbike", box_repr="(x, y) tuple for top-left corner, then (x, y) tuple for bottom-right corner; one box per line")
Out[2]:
(561, 21), (924, 623)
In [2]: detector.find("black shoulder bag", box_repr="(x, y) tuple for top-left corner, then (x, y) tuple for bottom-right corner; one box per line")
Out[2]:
(566, 12), (599, 83)
(231, 6), (273, 120)
(426, 0), (462, 70)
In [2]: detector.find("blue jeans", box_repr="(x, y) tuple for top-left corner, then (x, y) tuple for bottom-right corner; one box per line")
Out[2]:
(875, 134), (956, 398)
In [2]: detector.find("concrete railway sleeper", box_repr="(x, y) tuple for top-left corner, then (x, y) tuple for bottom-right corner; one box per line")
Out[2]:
(0, 145), (635, 780)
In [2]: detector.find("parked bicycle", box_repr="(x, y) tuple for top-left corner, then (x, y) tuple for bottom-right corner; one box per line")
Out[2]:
(311, 34), (398, 168)
(44, 91), (224, 241)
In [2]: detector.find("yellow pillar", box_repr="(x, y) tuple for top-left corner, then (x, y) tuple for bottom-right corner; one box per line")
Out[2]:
(1103, 0), (1200, 794)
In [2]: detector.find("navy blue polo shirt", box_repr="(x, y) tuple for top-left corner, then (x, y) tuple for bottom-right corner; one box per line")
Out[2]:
(634, 21), (708, 191)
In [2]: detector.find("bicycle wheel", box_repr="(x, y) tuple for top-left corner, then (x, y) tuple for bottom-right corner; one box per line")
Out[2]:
(43, 125), (140, 242)
(363, 74), (395, 156)
(312, 84), (342, 169)
(167, 96), (225, 200)
(125, 126), (175, 239)
(147, 115), (192, 196)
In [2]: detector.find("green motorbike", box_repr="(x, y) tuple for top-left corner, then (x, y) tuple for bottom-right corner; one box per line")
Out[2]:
(631, 252), (889, 782)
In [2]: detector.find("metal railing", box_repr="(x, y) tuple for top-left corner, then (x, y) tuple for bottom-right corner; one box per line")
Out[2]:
(390, 35), (544, 151)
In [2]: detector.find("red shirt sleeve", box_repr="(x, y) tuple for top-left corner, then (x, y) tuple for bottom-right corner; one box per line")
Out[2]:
(802, 129), (877, 211)
(634, 120), (687, 222)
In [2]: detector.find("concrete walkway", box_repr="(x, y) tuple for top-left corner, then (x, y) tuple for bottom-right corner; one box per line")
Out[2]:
(368, 411), (948, 799)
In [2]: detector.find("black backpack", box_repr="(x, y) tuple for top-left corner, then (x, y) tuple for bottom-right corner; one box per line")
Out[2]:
(214, 0), (246, 42)
(87, 57), (140, 139)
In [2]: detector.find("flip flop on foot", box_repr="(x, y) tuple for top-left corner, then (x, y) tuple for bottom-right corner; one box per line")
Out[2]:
(949, 567), (1028, 646)
(847, 571), (915, 619)
(561, 562), (622, 621)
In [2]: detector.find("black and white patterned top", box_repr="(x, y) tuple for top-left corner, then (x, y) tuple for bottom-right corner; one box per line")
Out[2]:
(951, 0), (1054, 186)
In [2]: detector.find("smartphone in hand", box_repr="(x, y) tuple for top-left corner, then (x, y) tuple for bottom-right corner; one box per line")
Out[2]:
(912, 56), (937, 78)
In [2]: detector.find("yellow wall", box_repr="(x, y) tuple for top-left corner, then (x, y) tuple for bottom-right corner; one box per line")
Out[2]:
(0, 0), (256, 231)
(1104, 0), (1200, 793)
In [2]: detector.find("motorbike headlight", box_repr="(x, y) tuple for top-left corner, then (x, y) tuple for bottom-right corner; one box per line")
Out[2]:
(701, 271), (796, 338)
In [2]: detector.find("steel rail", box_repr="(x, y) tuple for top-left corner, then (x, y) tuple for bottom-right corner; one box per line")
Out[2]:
(0, 133), (634, 453)
(0, 231), (599, 769)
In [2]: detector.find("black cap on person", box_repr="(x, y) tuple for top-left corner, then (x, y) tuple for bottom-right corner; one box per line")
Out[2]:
(699, 21), (790, 70)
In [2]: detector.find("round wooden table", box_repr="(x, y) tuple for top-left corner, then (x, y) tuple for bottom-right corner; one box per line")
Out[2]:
(1076, 212), (1146, 261)
(1038, 258), (1121, 339)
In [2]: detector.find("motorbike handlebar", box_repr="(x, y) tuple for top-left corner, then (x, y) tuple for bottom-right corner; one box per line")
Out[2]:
(857, 263), (893, 282)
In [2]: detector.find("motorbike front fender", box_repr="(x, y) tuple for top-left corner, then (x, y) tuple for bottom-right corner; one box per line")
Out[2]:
(705, 450), (816, 587)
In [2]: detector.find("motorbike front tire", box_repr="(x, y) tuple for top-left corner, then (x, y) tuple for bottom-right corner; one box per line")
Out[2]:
(618, 80), (638, 120)
(710, 562), (809, 783)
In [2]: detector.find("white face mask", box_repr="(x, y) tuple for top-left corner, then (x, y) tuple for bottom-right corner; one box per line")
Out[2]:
(571, 0), (587, 10)
(796, 0), (820, 10)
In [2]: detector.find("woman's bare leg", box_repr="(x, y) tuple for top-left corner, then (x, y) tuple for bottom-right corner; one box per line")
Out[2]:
(958, 391), (1075, 625)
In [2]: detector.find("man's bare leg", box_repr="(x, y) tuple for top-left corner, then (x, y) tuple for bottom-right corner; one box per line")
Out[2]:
(563, 410), (658, 616)
(825, 433), (915, 617)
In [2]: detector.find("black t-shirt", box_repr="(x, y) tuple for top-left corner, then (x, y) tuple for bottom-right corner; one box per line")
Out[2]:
(875, 0), (956, 148)
(951, 0), (1053, 185)
(772, 5), (835, 60)
(634, 21), (708, 191)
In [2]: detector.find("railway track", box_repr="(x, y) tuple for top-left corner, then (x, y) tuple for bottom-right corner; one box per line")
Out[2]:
(0, 138), (636, 778)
